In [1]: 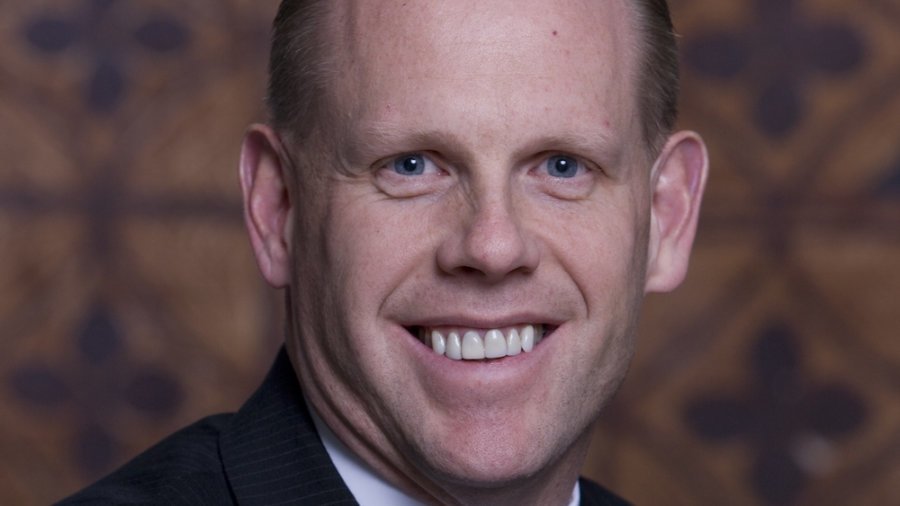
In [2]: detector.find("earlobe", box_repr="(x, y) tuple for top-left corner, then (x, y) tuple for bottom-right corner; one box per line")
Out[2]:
(239, 124), (294, 288)
(644, 131), (709, 293)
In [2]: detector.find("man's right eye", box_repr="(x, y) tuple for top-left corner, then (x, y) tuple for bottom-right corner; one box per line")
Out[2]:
(374, 152), (450, 198)
(392, 154), (430, 175)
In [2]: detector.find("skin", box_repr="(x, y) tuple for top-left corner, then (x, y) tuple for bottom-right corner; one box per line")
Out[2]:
(239, 0), (708, 504)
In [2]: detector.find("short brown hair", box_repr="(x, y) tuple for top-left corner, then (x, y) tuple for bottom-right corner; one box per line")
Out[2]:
(267, 0), (333, 141)
(632, 0), (680, 153)
(266, 0), (679, 153)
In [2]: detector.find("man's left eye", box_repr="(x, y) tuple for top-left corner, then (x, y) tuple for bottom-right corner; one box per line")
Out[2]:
(545, 155), (581, 178)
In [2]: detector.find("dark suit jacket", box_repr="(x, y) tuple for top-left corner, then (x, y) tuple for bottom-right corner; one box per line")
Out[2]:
(59, 349), (629, 505)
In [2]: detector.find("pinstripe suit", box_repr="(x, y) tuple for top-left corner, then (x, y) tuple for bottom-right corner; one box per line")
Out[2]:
(59, 349), (628, 505)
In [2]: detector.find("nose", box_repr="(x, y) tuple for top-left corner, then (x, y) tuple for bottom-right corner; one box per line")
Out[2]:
(436, 189), (540, 283)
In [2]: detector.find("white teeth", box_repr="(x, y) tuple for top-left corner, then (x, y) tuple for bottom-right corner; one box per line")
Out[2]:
(483, 329), (507, 359)
(431, 330), (446, 355)
(446, 331), (462, 360)
(461, 331), (485, 359)
(422, 325), (543, 361)
(506, 328), (521, 356)
(521, 325), (535, 352)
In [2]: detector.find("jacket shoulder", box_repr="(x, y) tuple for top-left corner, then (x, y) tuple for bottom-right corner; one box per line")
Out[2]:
(57, 414), (234, 505)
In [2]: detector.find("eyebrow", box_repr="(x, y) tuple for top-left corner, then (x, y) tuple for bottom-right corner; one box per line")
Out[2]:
(344, 122), (467, 164)
(517, 131), (621, 161)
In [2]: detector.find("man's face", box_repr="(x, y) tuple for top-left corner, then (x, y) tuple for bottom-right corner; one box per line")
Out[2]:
(286, 0), (655, 496)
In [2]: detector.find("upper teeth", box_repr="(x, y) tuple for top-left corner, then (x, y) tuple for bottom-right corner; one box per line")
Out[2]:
(424, 325), (543, 360)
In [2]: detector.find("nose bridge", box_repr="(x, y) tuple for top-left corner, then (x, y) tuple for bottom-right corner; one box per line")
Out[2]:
(439, 165), (540, 281)
(470, 185), (514, 243)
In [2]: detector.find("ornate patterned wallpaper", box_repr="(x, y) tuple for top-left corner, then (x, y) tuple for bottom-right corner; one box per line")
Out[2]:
(1, 0), (897, 504)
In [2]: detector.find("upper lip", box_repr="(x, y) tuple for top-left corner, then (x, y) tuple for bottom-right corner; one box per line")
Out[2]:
(400, 313), (565, 330)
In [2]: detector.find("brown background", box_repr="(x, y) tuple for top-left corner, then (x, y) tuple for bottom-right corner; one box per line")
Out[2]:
(1, 0), (898, 504)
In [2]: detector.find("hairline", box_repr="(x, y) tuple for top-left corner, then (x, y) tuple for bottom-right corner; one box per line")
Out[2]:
(267, 0), (678, 159)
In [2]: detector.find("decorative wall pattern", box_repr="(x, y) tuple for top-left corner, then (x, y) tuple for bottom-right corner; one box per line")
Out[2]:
(1, 0), (897, 504)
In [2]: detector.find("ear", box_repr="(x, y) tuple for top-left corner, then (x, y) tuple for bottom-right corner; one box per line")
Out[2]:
(644, 131), (709, 293)
(239, 124), (294, 288)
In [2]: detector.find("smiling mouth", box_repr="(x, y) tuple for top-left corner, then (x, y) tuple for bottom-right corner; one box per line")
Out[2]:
(408, 325), (551, 361)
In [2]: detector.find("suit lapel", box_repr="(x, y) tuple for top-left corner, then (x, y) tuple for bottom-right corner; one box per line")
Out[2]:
(578, 477), (631, 506)
(219, 349), (358, 505)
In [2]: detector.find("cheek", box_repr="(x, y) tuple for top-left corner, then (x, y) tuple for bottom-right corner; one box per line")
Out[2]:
(322, 192), (439, 340)
(548, 205), (647, 402)
(334, 206), (407, 280)
(312, 194), (445, 417)
(545, 199), (649, 297)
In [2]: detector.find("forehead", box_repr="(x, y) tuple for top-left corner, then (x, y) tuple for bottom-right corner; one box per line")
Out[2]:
(335, 0), (634, 50)
(323, 0), (641, 158)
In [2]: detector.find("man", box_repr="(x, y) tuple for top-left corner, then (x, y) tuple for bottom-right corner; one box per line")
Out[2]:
(63, 0), (707, 504)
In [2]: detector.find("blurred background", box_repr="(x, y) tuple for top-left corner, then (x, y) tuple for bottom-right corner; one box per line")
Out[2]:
(0, 0), (897, 504)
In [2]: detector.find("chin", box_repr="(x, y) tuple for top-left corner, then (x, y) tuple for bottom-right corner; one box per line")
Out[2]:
(412, 419), (570, 489)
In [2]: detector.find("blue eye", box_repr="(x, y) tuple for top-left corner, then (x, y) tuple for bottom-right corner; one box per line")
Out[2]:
(393, 154), (427, 175)
(546, 155), (580, 178)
